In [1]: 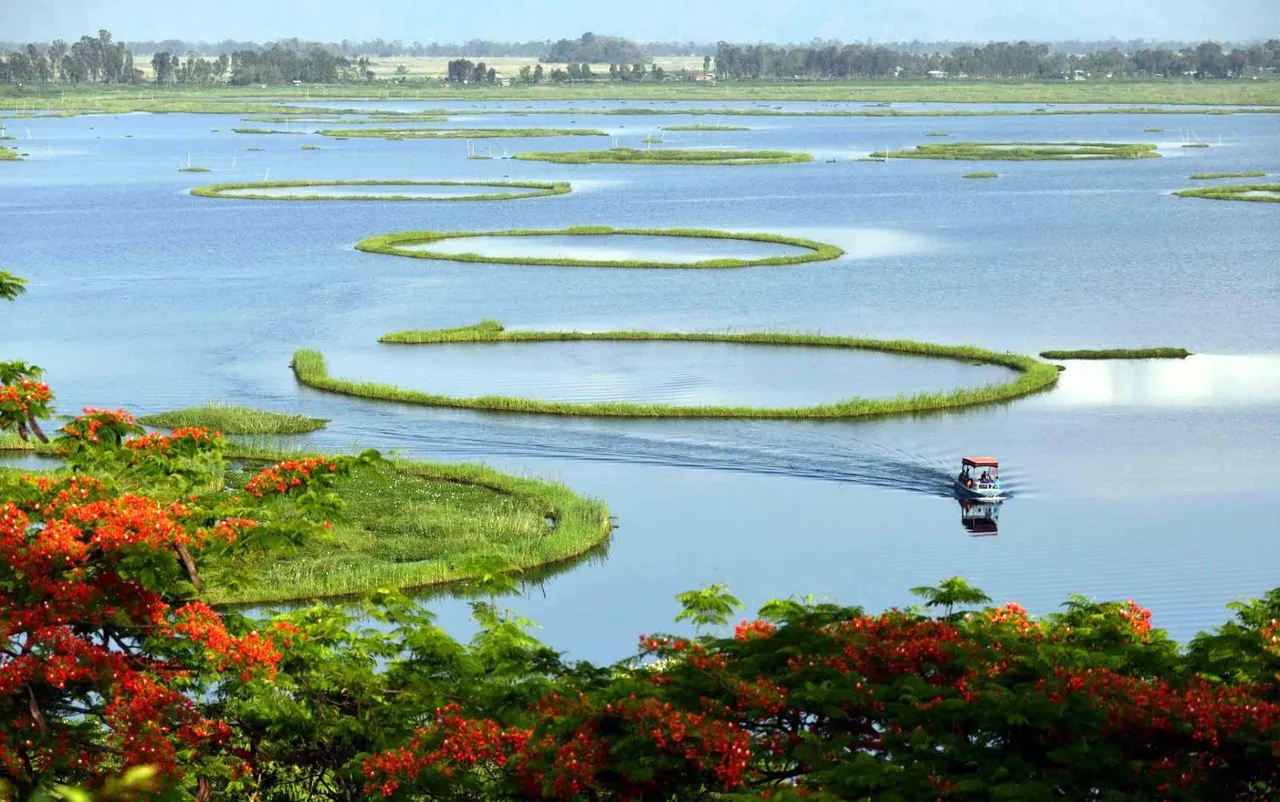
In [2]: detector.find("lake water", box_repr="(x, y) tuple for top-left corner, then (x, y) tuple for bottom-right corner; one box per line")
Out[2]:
(220, 182), (548, 199)
(399, 233), (813, 263)
(3, 101), (1279, 661)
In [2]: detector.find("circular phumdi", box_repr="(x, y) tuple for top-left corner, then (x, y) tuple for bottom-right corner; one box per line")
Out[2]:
(190, 179), (570, 202)
(354, 226), (846, 269)
(1175, 183), (1280, 203)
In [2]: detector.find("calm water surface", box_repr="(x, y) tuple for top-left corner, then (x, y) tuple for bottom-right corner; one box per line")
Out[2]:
(402, 233), (813, 263)
(221, 183), (547, 199)
(3, 102), (1279, 660)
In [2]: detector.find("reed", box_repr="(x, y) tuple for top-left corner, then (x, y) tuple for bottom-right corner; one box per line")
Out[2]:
(963, 171), (999, 178)
(138, 403), (329, 435)
(513, 147), (812, 165)
(1174, 183), (1280, 203)
(206, 455), (611, 604)
(1188, 171), (1266, 179)
(354, 226), (843, 269)
(290, 322), (1060, 420)
(316, 127), (607, 140)
(872, 141), (1160, 160)
(191, 179), (571, 202)
(1039, 348), (1190, 359)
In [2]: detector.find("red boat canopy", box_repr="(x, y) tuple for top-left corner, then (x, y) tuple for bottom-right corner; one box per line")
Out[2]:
(962, 456), (999, 468)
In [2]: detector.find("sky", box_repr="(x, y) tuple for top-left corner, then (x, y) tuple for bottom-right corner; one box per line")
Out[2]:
(2, 0), (1277, 44)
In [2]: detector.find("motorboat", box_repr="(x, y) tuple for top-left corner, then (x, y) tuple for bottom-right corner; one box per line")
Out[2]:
(956, 456), (1003, 499)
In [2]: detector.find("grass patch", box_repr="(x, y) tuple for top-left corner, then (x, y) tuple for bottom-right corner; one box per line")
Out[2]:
(178, 165), (211, 173)
(871, 141), (1160, 160)
(192, 179), (571, 202)
(1181, 142), (1210, 148)
(642, 136), (664, 144)
(355, 226), (842, 269)
(927, 131), (951, 136)
(300, 144), (322, 150)
(1174, 183), (1280, 202)
(316, 127), (607, 140)
(0, 147), (20, 161)
(963, 171), (999, 178)
(1144, 127), (1165, 132)
(138, 403), (329, 435)
(290, 321), (1060, 420)
(1188, 171), (1266, 179)
(513, 147), (812, 165)
(1039, 348), (1190, 360)
(232, 127), (306, 135)
(661, 124), (750, 131)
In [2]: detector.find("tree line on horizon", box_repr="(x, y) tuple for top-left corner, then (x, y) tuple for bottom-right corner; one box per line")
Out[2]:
(2, 27), (1278, 86)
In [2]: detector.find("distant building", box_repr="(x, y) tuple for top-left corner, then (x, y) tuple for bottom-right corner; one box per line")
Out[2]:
(691, 72), (715, 82)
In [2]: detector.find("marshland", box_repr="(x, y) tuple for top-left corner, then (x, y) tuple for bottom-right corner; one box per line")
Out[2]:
(4, 83), (1280, 662)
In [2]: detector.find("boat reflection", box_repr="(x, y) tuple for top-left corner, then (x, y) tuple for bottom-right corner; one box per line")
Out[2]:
(958, 499), (1001, 536)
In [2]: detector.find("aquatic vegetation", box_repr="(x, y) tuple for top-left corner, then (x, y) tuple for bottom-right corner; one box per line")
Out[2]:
(963, 171), (999, 178)
(870, 141), (1160, 160)
(1039, 348), (1191, 359)
(1188, 171), (1266, 179)
(513, 147), (813, 165)
(1144, 127), (1165, 132)
(355, 226), (843, 269)
(177, 165), (212, 173)
(138, 404), (328, 435)
(927, 131), (951, 136)
(231, 127), (306, 135)
(208, 454), (612, 604)
(661, 124), (751, 131)
(1181, 142), (1210, 148)
(316, 127), (607, 140)
(300, 144), (322, 150)
(642, 136), (664, 144)
(291, 321), (1060, 419)
(245, 146), (266, 151)
(1174, 183), (1280, 203)
(192, 179), (572, 202)
(0, 147), (19, 161)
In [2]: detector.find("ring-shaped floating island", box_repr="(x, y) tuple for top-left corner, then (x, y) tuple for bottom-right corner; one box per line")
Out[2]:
(512, 147), (813, 166)
(290, 321), (1060, 420)
(1174, 183), (1280, 203)
(871, 142), (1160, 160)
(191, 179), (571, 202)
(316, 127), (607, 140)
(353, 226), (844, 269)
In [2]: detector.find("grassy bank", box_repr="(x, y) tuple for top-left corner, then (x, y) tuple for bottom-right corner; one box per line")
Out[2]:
(209, 455), (612, 604)
(3, 81), (1278, 110)
(1188, 171), (1267, 179)
(963, 171), (999, 178)
(138, 404), (329, 435)
(192, 179), (571, 202)
(513, 147), (812, 165)
(315, 127), (607, 139)
(1174, 183), (1280, 202)
(355, 226), (843, 269)
(290, 321), (1059, 420)
(661, 124), (751, 131)
(872, 141), (1160, 160)
(1039, 348), (1191, 359)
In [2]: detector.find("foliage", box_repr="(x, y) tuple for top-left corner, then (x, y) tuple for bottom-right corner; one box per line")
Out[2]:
(873, 141), (1161, 160)
(544, 33), (647, 65)
(0, 272), (52, 445)
(1175, 183), (1280, 203)
(191, 179), (571, 203)
(1039, 347), (1191, 359)
(513, 147), (812, 165)
(355, 226), (842, 269)
(138, 404), (328, 435)
(293, 320), (1061, 420)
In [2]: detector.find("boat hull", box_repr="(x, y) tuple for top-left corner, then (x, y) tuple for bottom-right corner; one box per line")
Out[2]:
(955, 480), (1003, 499)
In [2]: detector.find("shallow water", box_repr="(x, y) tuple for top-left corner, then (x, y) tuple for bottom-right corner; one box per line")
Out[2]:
(2, 101), (1279, 659)
(219, 183), (547, 199)
(400, 233), (813, 263)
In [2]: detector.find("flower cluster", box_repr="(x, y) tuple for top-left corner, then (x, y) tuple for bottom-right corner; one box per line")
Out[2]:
(244, 457), (341, 497)
(59, 407), (139, 445)
(0, 378), (52, 415)
(124, 426), (223, 458)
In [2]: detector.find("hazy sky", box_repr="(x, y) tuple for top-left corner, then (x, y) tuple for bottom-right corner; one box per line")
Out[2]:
(3, 0), (1277, 43)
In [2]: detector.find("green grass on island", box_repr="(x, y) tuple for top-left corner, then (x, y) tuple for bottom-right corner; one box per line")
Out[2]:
(1039, 348), (1191, 360)
(661, 124), (751, 131)
(178, 166), (212, 172)
(1144, 127), (1165, 132)
(315, 127), (607, 140)
(300, 144), (322, 150)
(1188, 171), (1267, 180)
(209, 455), (612, 604)
(290, 320), (1060, 420)
(1174, 183), (1280, 203)
(137, 403), (329, 435)
(927, 131), (951, 136)
(191, 179), (572, 202)
(513, 147), (812, 165)
(963, 171), (999, 178)
(231, 127), (306, 135)
(0, 147), (20, 161)
(871, 141), (1160, 160)
(355, 226), (843, 269)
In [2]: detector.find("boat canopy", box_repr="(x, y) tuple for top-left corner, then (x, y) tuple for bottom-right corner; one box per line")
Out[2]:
(962, 456), (999, 468)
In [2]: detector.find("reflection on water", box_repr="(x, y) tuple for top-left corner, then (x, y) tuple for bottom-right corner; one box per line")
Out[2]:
(1042, 355), (1280, 407)
(404, 234), (813, 264)
(959, 500), (1001, 536)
